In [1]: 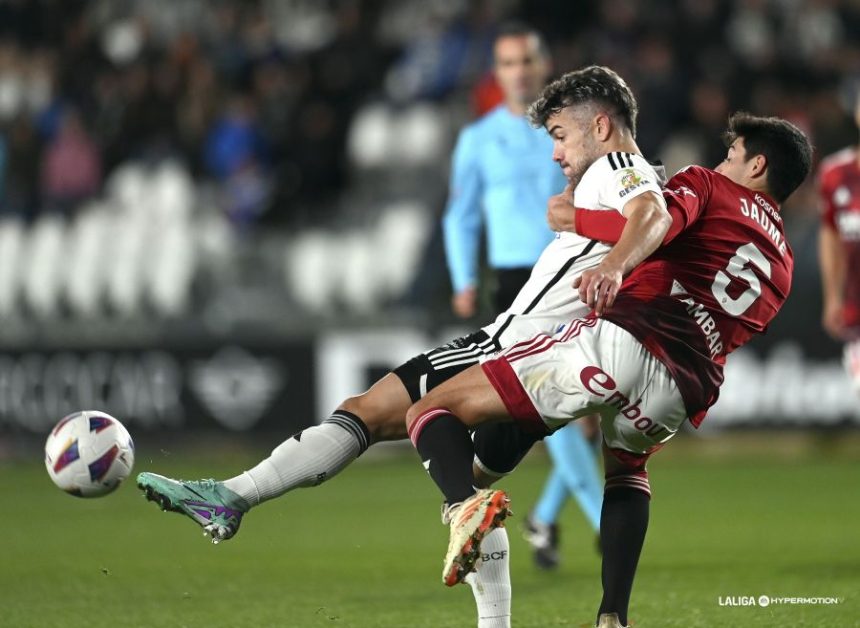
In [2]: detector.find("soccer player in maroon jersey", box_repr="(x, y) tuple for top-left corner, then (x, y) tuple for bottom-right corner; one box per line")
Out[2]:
(818, 96), (860, 396)
(405, 112), (812, 628)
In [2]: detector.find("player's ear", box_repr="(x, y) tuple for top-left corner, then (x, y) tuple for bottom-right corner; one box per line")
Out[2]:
(749, 153), (768, 180)
(594, 112), (612, 142)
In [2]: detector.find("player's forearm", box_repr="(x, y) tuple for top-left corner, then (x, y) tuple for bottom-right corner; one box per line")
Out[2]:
(818, 226), (845, 305)
(601, 198), (671, 275)
(574, 204), (686, 245)
(573, 208), (627, 241)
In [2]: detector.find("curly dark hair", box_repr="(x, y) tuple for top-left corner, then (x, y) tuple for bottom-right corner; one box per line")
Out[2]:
(526, 65), (638, 137)
(723, 112), (813, 202)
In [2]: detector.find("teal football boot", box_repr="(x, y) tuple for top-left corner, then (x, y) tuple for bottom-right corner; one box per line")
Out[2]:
(137, 472), (250, 544)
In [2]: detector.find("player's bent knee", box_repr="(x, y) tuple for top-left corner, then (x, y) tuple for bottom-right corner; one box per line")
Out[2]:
(338, 393), (408, 443)
(403, 402), (429, 431)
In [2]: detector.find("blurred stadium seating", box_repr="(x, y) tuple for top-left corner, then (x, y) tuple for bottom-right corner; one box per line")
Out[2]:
(0, 0), (859, 438)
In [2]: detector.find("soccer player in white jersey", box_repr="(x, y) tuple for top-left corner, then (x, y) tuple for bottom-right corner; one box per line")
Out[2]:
(137, 66), (663, 628)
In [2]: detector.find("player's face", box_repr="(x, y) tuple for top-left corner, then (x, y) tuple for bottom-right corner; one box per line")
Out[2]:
(715, 137), (751, 182)
(546, 107), (600, 184)
(493, 35), (550, 105)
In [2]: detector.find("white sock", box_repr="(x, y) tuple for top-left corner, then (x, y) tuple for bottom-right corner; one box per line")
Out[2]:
(465, 527), (512, 628)
(222, 411), (370, 506)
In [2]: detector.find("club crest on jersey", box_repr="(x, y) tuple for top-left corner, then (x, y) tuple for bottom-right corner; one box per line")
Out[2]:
(619, 169), (647, 198)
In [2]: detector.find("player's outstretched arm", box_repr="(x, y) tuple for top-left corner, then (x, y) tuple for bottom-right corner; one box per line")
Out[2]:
(574, 191), (670, 315)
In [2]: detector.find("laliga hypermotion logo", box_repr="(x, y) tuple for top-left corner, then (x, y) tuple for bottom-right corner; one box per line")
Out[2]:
(718, 594), (843, 607)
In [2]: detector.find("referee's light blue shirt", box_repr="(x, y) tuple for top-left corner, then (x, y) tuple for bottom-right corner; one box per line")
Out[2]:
(443, 104), (566, 294)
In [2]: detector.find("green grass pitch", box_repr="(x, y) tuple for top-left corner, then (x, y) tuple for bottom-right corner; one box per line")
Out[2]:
(3, 434), (858, 627)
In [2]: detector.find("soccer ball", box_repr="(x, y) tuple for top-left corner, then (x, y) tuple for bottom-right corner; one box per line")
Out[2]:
(44, 411), (135, 497)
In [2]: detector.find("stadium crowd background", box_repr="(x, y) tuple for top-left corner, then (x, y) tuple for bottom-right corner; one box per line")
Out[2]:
(0, 0), (858, 436)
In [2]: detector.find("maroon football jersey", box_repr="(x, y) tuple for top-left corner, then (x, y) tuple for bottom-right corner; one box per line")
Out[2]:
(602, 165), (794, 426)
(818, 147), (860, 333)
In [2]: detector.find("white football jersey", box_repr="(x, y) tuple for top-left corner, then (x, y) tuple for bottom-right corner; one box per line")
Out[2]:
(480, 151), (665, 348)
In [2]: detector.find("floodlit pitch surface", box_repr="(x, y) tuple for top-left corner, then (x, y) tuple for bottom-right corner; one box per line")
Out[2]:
(4, 433), (857, 627)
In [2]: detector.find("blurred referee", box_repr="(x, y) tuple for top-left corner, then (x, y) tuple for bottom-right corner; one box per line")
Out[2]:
(443, 23), (564, 318)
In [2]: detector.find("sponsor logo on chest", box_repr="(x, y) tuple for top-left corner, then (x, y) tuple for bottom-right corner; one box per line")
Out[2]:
(680, 297), (724, 357)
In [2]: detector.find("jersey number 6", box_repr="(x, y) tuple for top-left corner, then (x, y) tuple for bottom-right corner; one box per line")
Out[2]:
(711, 242), (772, 316)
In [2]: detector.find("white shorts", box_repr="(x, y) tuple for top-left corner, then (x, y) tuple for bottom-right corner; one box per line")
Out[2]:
(480, 317), (688, 465)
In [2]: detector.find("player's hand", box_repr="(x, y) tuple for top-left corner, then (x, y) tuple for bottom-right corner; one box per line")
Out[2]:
(546, 184), (576, 232)
(573, 263), (623, 316)
(452, 287), (478, 318)
(822, 299), (845, 340)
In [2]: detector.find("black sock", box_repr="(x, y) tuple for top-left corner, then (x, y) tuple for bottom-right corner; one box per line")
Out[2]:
(411, 411), (476, 504)
(597, 487), (650, 626)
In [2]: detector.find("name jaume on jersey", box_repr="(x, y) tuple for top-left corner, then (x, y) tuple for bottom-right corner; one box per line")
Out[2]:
(742, 193), (787, 256)
(672, 185), (787, 256)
